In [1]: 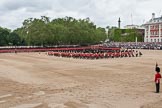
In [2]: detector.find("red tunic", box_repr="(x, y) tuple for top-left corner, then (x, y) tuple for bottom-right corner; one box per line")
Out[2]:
(155, 73), (161, 83)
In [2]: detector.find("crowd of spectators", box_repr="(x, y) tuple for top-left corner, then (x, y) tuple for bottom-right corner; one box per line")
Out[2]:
(103, 42), (162, 50)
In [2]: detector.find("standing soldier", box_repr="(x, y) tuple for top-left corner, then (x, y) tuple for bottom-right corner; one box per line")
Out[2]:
(155, 64), (161, 93)
(139, 51), (142, 57)
(135, 51), (138, 57)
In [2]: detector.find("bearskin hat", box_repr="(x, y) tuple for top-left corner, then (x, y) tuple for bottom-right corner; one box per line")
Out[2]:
(156, 67), (160, 72)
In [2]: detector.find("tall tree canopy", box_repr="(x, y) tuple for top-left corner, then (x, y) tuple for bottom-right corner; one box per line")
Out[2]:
(13, 16), (107, 46)
(0, 27), (10, 46)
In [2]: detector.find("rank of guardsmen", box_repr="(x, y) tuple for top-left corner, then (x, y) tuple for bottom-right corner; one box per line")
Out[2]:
(47, 47), (142, 59)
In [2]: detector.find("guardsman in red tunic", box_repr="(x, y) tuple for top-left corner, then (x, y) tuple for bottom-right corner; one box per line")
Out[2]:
(155, 66), (161, 93)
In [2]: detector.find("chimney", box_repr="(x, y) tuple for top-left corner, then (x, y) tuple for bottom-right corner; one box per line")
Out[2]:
(152, 13), (155, 19)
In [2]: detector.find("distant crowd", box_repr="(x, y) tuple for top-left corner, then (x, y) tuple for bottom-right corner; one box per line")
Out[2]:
(103, 42), (162, 50)
(0, 42), (162, 50)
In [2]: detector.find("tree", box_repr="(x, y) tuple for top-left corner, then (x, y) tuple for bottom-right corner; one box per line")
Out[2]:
(8, 32), (21, 45)
(7, 16), (108, 46)
(0, 27), (10, 46)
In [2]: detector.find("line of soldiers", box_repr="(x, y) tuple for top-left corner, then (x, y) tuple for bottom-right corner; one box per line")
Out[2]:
(47, 49), (142, 59)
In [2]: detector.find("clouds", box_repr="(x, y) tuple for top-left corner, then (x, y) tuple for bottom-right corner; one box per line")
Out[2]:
(1, 0), (54, 12)
(0, 0), (161, 30)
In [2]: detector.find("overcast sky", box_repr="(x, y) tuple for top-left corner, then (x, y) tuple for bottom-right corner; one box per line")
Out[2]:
(0, 0), (161, 30)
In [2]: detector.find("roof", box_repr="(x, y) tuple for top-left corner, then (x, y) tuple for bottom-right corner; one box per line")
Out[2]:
(147, 16), (162, 24)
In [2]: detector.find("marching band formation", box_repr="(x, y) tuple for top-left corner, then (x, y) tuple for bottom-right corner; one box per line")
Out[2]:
(47, 47), (142, 59)
(0, 45), (142, 60)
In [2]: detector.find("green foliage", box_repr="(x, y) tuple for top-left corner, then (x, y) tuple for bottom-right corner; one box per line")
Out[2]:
(0, 27), (23, 46)
(13, 16), (107, 46)
(108, 27), (144, 42)
(0, 27), (10, 46)
(8, 32), (21, 45)
(1, 17), (145, 46)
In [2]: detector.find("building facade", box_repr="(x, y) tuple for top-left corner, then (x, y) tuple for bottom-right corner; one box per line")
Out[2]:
(144, 13), (162, 42)
(124, 25), (144, 29)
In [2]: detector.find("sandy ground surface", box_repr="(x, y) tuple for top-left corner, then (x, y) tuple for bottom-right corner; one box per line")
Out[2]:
(0, 50), (162, 108)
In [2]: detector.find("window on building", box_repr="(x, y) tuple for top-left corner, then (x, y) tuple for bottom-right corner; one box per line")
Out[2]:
(150, 26), (153, 29)
(154, 39), (156, 42)
(158, 39), (159, 42)
(151, 39), (153, 42)
(146, 26), (149, 29)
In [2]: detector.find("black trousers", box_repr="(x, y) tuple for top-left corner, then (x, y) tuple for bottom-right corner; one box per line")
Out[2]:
(156, 83), (160, 93)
